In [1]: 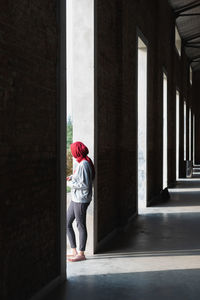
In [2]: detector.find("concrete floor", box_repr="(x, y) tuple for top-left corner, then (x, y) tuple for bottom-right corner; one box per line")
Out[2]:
(45, 183), (200, 300)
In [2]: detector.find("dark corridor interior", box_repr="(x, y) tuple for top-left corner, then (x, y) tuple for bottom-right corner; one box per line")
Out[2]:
(2, 0), (200, 300)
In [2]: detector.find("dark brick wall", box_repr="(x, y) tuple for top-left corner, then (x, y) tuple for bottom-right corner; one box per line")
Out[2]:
(96, 0), (194, 244)
(192, 71), (200, 164)
(179, 49), (191, 177)
(158, 0), (177, 185)
(120, 0), (158, 218)
(117, 0), (191, 213)
(97, 0), (123, 241)
(0, 1), (59, 299)
(1, 0), (199, 297)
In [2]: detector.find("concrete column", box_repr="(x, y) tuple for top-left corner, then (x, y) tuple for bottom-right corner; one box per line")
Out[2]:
(67, 0), (94, 254)
(67, 0), (94, 161)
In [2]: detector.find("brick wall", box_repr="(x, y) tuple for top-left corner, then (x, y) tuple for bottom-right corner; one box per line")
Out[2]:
(1, 0), (198, 296)
(97, 0), (123, 241)
(121, 0), (158, 215)
(96, 0), (193, 244)
(192, 71), (200, 164)
(0, 1), (59, 299)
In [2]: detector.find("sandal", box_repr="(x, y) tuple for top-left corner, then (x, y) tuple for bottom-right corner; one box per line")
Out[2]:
(68, 254), (86, 262)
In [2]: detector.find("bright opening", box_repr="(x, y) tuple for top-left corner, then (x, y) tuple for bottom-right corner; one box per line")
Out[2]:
(184, 100), (187, 161)
(190, 66), (193, 85)
(193, 114), (195, 165)
(175, 26), (181, 56)
(176, 90), (180, 180)
(189, 108), (192, 161)
(137, 36), (147, 213)
(163, 72), (168, 189)
(66, 0), (94, 273)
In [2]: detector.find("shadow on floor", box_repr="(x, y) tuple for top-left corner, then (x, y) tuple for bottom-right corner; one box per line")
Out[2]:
(46, 269), (200, 300)
(58, 184), (200, 300)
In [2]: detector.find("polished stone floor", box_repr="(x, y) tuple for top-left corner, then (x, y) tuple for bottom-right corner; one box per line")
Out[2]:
(45, 182), (200, 300)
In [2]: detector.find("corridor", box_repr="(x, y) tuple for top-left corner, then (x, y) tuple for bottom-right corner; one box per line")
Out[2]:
(45, 183), (200, 300)
(3, 1), (200, 299)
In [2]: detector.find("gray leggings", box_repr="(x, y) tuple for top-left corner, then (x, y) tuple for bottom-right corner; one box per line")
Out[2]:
(67, 201), (89, 251)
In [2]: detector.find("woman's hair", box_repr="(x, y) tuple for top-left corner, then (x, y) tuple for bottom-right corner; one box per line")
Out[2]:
(70, 142), (95, 179)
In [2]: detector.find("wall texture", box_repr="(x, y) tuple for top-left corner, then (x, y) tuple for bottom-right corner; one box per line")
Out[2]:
(96, 0), (193, 245)
(121, 0), (158, 212)
(192, 71), (200, 164)
(1, 0), (199, 298)
(68, 0), (94, 159)
(0, 1), (60, 299)
(97, 0), (123, 242)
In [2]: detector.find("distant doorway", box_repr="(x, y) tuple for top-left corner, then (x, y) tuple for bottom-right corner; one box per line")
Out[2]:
(189, 107), (192, 162)
(193, 114), (195, 165)
(163, 72), (168, 189)
(184, 100), (187, 162)
(176, 90), (180, 180)
(137, 34), (148, 213)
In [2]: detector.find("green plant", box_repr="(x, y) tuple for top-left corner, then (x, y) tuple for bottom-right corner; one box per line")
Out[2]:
(66, 149), (73, 176)
(66, 115), (73, 177)
(67, 116), (73, 150)
(67, 186), (71, 193)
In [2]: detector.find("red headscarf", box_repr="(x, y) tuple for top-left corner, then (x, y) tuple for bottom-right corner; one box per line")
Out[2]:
(70, 141), (95, 180)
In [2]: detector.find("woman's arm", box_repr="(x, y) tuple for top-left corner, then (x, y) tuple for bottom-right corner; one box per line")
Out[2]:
(68, 162), (91, 190)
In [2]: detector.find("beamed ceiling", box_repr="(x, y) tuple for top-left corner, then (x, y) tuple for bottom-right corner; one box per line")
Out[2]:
(168, 0), (200, 71)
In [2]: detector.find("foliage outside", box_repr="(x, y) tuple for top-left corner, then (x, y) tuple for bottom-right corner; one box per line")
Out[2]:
(67, 116), (73, 150)
(67, 186), (71, 193)
(67, 116), (73, 192)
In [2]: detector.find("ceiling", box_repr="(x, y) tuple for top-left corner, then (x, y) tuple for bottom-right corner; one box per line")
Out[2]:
(168, 0), (200, 71)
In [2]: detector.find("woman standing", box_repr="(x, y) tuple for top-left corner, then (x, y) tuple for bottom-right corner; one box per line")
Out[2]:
(66, 141), (95, 262)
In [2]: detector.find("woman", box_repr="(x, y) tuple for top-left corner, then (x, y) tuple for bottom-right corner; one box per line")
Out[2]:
(66, 141), (95, 262)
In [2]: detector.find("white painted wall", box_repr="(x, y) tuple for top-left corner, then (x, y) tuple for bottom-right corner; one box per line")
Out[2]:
(176, 91), (180, 180)
(193, 114), (195, 165)
(138, 38), (147, 212)
(189, 108), (192, 161)
(66, 0), (94, 254)
(163, 73), (168, 189)
(67, 0), (94, 161)
(184, 100), (187, 161)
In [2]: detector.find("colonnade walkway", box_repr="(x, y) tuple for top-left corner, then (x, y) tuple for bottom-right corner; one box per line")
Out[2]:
(46, 182), (200, 300)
